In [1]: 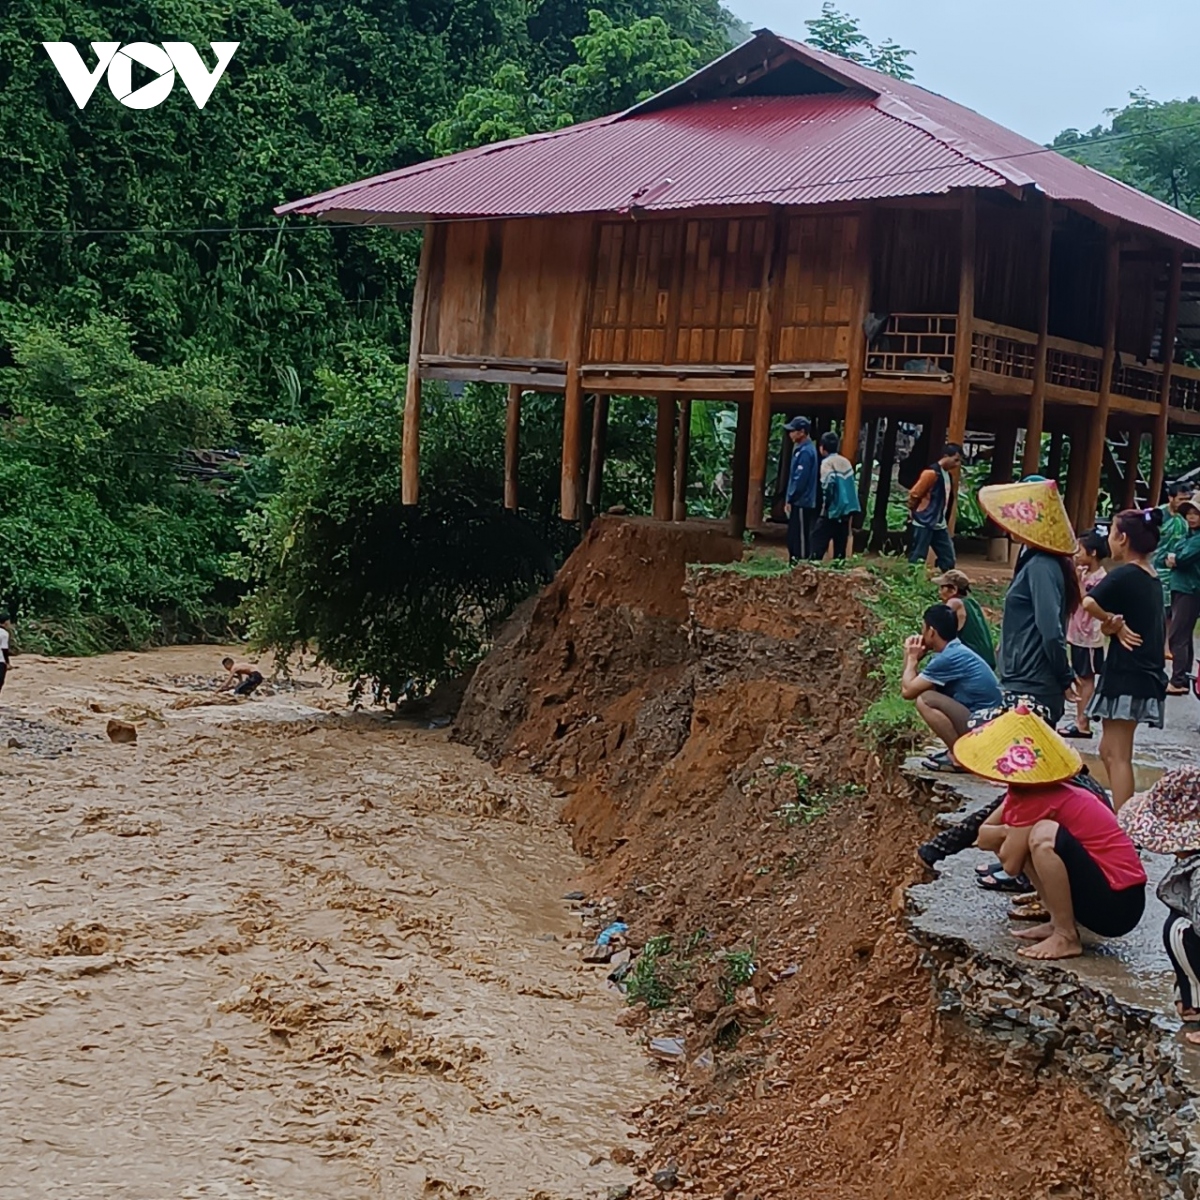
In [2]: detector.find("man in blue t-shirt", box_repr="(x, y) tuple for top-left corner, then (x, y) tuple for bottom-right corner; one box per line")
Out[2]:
(901, 603), (1002, 769)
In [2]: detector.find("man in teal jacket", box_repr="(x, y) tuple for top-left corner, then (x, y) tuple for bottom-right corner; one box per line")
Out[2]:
(1166, 498), (1200, 694)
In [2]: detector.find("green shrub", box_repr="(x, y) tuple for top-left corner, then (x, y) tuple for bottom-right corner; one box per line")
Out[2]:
(0, 315), (242, 653)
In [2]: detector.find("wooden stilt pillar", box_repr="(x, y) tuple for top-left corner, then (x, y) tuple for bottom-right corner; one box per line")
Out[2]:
(871, 417), (899, 548)
(654, 396), (675, 521)
(730, 401), (751, 538)
(991, 421), (1019, 484)
(1022, 194), (1054, 477)
(561, 219), (597, 523)
(402, 223), (435, 506)
(747, 213), (781, 529)
(947, 191), (976, 535)
(856, 418), (877, 523)
(561, 375), (585, 521)
(1047, 430), (1065, 484)
(504, 384), (522, 511)
(673, 398), (692, 521)
(587, 394), (609, 515)
(1064, 417), (1089, 530)
(1122, 430), (1141, 510)
(842, 207), (874, 470)
(1081, 232), (1122, 527)
(1150, 249), (1183, 505)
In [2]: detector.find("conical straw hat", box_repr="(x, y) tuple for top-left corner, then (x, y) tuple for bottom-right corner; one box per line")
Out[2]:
(1119, 768), (1200, 854)
(953, 706), (1082, 785)
(978, 479), (1077, 555)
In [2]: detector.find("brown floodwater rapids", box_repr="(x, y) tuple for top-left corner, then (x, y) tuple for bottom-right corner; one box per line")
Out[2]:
(0, 646), (658, 1200)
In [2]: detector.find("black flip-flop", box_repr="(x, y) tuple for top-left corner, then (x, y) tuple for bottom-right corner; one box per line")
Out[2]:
(921, 751), (966, 774)
(977, 870), (1033, 893)
(1059, 723), (1094, 739)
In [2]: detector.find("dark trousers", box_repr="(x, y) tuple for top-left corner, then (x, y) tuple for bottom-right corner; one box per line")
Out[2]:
(1165, 914), (1200, 1010)
(787, 505), (818, 563)
(234, 671), (264, 696)
(811, 516), (850, 561)
(909, 523), (956, 570)
(1169, 591), (1200, 688)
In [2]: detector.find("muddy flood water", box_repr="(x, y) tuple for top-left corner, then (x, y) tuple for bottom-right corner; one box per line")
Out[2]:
(0, 647), (656, 1200)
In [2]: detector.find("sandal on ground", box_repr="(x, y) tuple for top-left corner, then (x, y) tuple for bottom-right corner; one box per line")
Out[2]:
(977, 870), (1033, 893)
(1011, 891), (1043, 907)
(1167, 684), (1189, 696)
(920, 750), (966, 774)
(975, 860), (1003, 877)
(1058, 723), (1093, 738)
(1009, 899), (1048, 921)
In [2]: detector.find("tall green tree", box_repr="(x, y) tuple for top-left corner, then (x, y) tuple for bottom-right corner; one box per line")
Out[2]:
(803, 2), (915, 80)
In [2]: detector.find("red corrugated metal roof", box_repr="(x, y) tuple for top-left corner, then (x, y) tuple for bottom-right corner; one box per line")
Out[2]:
(276, 31), (1200, 251)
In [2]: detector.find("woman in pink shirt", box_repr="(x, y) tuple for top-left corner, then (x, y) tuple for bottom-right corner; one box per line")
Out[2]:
(958, 708), (1147, 961)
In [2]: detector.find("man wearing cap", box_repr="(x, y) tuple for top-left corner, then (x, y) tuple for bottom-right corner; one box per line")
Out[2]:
(783, 416), (819, 564)
(933, 569), (996, 669)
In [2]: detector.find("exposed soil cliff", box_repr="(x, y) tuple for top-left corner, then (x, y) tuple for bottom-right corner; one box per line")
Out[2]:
(455, 517), (1150, 1200)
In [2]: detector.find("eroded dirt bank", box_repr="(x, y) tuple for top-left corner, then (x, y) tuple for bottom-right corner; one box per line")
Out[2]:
(0, 647), (657, 1200)
(456, 517), (1152, 1200)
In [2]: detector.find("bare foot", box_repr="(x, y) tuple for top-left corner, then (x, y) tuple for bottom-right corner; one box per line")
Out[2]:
(1177, 1003), (1200, 1022)
(1186, 1029), (1200, 1046)
(1012, 922), (1054, 942)
(1019, 930), (1083, 960)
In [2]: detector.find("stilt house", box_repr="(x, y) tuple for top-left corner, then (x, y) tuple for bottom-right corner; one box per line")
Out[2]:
(279, 30), (1200, 535)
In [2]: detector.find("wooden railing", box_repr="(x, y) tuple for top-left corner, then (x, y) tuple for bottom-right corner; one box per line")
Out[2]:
(864, 313), (1196, 415)
(970, 320), (1036, 381)
(866, 313), (955, 377)
(1044, 335), (1103, 393)
(1171, 366), (1200, 411)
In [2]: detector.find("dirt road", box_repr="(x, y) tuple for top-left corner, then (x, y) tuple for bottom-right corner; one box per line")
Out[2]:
(0, 647), (654, 1200)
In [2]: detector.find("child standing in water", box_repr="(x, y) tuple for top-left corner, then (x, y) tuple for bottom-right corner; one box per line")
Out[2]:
(1061, 529), (1109, 739)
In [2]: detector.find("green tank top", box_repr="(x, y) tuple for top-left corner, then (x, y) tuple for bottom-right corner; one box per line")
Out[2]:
(959, 596), (997, 670)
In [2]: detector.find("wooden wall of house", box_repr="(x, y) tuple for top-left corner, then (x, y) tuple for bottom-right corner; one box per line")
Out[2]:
(871, 208), (958, 315)
(586, 216), (770, 364)
(421, 217), (591, 361)
(1117, 255), (1159, 361)
(774, 213), (860, 362)
(975, 200), (1040, 331)
(1048, 213), (1105, 346)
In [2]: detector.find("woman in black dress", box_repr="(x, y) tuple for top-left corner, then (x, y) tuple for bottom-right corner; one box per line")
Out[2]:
(1083, 508), (1168, 809)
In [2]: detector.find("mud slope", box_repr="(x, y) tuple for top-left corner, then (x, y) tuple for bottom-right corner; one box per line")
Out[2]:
(455, 519), (1149, 1199)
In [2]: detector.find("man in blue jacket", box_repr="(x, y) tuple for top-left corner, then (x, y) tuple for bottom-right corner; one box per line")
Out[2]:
(784, 416), (819, 564)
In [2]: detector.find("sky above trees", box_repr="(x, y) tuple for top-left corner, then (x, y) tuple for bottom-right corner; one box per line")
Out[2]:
(728, 0), (1200, 143)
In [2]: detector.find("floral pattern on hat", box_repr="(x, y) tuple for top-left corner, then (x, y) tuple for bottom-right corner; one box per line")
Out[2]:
(998, 500), (1042, 524)
(996, 736), (1041, 777)
(1119, 767), (1200, 854)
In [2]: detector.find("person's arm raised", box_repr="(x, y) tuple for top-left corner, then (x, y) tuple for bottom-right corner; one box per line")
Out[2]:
(899, 635), (935, 700)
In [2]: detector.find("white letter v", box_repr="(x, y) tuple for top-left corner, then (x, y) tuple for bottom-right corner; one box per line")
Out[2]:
(162, 42), (240, 109)
(42, 42), (121, 109)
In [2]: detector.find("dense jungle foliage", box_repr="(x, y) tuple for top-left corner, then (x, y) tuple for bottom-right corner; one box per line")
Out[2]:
(0, 2), (1197, 696)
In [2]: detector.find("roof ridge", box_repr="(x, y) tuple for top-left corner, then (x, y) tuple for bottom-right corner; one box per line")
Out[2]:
(869, 92), (1030, 189)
